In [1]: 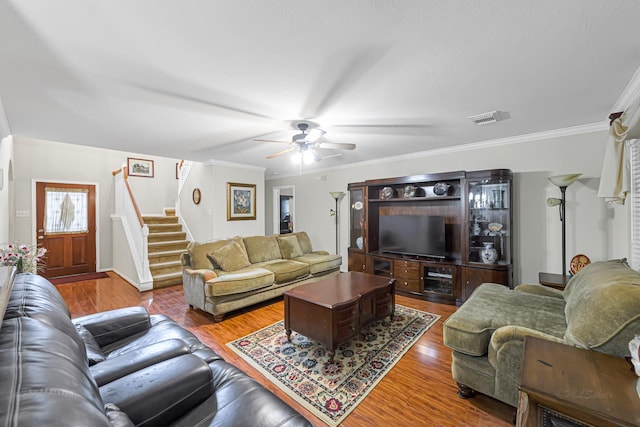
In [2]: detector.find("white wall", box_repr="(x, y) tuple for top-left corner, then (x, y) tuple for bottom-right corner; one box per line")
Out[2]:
(12, 136), (181, 269)
(175, 160), (266, 242)
(266, 129), (629, 284)
(0, 136), (13, 243)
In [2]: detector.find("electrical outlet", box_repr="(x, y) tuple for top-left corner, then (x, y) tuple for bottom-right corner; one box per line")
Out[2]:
(15, 210), (30, 218)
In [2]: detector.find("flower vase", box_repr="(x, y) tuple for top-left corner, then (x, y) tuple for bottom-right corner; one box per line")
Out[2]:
(481, 242), (498, 264)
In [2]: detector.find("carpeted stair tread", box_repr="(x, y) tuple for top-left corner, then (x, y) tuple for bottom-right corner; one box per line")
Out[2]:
(147, 223), (183, 233)
(152, 271), (183, 288)
(142, 216), (179, 225)
(150, 261), (182, 277)
(148, 231), (187, 243)
(148, 240), (189, 253)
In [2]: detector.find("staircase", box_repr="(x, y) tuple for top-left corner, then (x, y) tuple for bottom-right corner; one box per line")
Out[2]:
(143, 210), (189, 288)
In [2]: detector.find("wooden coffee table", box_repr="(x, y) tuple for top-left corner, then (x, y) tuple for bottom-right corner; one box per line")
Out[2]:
(284, 272), (395, 362)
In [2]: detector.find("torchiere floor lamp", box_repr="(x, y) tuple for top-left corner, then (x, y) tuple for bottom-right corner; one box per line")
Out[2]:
(546, 173), (582, 280)
(329, 192), (345, 254)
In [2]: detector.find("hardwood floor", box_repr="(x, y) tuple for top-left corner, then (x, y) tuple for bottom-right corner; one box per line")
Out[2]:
(57, 271), (515, 427)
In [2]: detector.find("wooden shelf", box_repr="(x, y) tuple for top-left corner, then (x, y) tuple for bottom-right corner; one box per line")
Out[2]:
(369, 195), (461, 203)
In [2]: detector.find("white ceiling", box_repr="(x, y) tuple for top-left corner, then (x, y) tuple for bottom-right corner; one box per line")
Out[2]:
(1, 1), (639, 176)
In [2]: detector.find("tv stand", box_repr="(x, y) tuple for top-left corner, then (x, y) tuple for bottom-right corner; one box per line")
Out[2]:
(348, 169), (513, 305)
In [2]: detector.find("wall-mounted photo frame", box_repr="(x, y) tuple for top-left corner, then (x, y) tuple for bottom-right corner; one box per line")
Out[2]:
(127, 158), (154, 178)
(227, 182), (256, 221)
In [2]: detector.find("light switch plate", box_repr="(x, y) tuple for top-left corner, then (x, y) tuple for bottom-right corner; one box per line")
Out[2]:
(15, 210), (30, 218)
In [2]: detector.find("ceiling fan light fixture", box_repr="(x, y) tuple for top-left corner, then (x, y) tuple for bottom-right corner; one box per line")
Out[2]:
(303, 150), (315, 165)
(306, 128), (326, 142)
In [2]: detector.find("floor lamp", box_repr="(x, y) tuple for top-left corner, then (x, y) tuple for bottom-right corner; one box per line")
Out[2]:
(329, 192), (345, 254)
(547, 173), (582, 280)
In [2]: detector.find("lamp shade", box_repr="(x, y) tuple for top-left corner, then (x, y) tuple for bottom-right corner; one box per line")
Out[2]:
(548, 173), (582, 188)
(329, 191), (345, 200)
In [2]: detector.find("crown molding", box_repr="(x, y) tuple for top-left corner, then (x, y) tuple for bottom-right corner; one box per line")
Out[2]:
(0, 95), (11, 139)
(205, 158), (266, 172)
(612, 66), (640, 112)
(266, 121), (608, 180)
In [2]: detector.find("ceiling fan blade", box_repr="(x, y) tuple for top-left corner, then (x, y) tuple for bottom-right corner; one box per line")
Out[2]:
(306, 128), (326, 143)
(319, 141), (356, 150)
(254, 139), (291, 144)
(266, 147), (296, 159)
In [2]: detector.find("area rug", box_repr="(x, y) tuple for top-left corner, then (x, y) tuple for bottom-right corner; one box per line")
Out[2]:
(49, 272), (109, 285)
(227, 305), (440, 426)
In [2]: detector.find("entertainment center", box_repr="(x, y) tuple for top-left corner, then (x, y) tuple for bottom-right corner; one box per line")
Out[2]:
(348, 169), (513, 305)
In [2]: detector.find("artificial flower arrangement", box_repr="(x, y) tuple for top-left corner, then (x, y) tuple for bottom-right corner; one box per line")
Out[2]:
(0, 243), (47, 274)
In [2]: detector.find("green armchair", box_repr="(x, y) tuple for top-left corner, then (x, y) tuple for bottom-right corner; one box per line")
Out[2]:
(443, 259), (640, 407)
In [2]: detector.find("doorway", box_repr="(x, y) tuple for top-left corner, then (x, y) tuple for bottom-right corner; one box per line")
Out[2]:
(272, 185), (295, 235)
(35, 182), (97, 278)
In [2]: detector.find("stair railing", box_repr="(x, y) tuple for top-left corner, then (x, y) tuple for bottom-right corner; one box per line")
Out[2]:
(112, 165), (153, 289)
(175, 160), (194, 242)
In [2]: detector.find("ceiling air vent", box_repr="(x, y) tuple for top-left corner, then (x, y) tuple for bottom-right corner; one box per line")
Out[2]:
(468, 110), (507, 125)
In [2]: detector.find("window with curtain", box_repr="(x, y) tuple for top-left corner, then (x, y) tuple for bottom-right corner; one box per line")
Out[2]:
(631, 140), (640, 270)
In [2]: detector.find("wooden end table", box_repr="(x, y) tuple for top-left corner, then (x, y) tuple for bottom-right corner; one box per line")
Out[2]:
(538, 272), (569, 290)
(284, 272), (395, 363)
(517, 336), (640, 427)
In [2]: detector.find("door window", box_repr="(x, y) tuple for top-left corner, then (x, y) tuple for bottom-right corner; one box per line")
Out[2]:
(44, 187), (89, 234)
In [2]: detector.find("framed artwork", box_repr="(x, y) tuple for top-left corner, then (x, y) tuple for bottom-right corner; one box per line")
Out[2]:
(227, 182), (256, 221)
(127, 158), (154, 178)
(192, 188), (201, 205)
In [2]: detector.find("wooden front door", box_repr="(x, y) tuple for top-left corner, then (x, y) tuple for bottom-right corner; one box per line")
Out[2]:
(35, 182), (96, 278)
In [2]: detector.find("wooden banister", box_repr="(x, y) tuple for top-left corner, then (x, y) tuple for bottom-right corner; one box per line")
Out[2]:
(114, 165), (144, 227)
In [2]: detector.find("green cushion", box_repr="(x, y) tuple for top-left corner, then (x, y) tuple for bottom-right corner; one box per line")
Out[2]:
(443, 283), (566, 356)
(293, 253), (342, 275)
(254, 259), (310, 283)
(207, 241), (251, 272)
(295, 231), (314, 254)
(277, 235), (303, 259)
(563, 259), (640, 357)
(204, 267), (274, 297)
(243, 235), (282, 264)
(187, 237), (246, 270)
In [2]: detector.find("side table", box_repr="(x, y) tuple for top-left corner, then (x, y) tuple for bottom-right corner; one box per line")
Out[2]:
(517, 336), (640, 427)
(538, 272), (568, 290)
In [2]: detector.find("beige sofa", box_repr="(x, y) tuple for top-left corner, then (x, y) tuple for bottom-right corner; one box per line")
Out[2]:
(443, 258), (640, 407)
(181, 231), (342, 321)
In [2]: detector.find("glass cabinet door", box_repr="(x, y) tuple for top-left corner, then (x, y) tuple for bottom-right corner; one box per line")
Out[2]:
(467, 173), (512, 265)
(349, 183), (365, 251)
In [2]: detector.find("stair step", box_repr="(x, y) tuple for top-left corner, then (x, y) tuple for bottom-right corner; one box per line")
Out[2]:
(143, 216), (179, 225)
(148, 232), (187, 243)
(148, 249), (186, 264)
(147, 223), (182, 233)
(164, 208), (176, 217)
(148, 240), (189, 253)
(153, 271), (183, 289)
(150, 261), (182, 276)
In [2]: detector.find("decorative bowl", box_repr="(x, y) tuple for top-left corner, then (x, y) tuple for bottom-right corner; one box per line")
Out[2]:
(487, 222), (503, 233)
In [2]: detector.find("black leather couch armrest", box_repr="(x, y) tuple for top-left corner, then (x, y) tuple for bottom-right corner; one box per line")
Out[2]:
(73, 306), (151, 348)
(91, 339), (191, 386)
(100, 354), (213, 427)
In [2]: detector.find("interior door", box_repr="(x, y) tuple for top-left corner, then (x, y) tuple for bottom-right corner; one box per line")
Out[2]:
(35, 182), (96, 278)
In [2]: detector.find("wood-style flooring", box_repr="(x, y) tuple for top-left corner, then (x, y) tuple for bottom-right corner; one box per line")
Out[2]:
(56, 271), (515, 427)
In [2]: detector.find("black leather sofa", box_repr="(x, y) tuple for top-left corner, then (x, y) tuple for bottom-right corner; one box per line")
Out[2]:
(0, 272), (312, 427)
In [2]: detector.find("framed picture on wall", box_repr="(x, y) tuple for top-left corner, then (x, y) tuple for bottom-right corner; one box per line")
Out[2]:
(227, 182), (256, 221)
(127, 158), (154, 178)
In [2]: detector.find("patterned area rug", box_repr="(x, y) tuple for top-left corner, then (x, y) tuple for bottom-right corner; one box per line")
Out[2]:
(227, 305), (440, 426)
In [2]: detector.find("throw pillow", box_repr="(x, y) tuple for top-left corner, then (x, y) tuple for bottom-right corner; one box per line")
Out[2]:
(296, 231), (314, 254)
(207, 241), (251, 272)
(277, 235), (304, 259)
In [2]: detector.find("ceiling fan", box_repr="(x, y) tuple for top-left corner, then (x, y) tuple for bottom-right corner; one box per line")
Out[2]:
(255, 122), (356, 163)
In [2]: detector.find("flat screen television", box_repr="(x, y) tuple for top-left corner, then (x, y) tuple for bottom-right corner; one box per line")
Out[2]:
(379, 215), (446, 259)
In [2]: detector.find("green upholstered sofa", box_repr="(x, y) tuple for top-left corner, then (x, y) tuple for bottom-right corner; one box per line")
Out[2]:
(443, 258), (640, 407)
(181, 231), (341, 321)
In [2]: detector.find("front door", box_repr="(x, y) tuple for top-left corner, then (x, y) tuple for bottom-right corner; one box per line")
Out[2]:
(35, 182), (96, 278)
